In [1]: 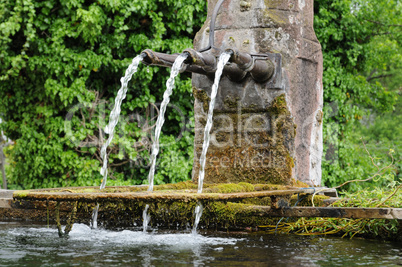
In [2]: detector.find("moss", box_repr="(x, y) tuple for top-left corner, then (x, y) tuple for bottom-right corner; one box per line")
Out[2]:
(193, 94), (296, 185)
(268, 94), (289, 115)
(290, 194), (330, 207)
(192, 87), (210, 112)
(254, 184), (289, 191)
(36, 186), (145, 194)
(17, 181), (198, 196)
(263, 0), (280, 9)
(203, 182), (255, 193)
(241, 197), (271, 206)
(203, 202), (279, 229)
(7, 186), (340, 233)
(290, 179), (310, 188)
(154, 181), (197, 191)
(262, 7), (285, 25)
(222, 95), (241, 109)
(13, 190), (29, 198)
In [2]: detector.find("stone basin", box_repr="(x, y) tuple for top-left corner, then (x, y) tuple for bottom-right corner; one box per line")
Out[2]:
(2, 181), (330, 230)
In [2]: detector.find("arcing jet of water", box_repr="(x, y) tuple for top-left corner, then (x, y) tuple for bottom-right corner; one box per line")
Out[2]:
(143, 53), (188, 232)
(92, 54), (144, 229)
(193, 51), (232, 233)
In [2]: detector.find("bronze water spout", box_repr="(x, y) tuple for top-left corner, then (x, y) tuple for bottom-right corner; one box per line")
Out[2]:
(141, 48), (277, 84)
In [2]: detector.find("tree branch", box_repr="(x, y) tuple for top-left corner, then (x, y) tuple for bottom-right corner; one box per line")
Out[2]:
(367, 74), (393, 82)
(365, 19), (402, 27)
(366, 69), (377, 81)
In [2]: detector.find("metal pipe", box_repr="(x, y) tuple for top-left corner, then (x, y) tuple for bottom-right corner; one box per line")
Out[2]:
(140, 48), (275, 83)
(183, 49), (217, 73)
(226, 49), (253, 71)
(141, 49), (178, 67)
(250, 58), (275, 83)
(198, 0), (227, 52)
(140, 49), (211, 76)
(225, 48), (275, 83)
(182, 49), (248, 82)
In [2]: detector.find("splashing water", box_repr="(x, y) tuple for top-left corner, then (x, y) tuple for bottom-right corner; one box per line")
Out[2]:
(91, 54), (144, 228)
(193, 52), (231, 234)
(147, 54), (188, 192)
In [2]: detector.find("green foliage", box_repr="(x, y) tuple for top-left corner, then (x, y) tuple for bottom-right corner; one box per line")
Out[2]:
(0, 0), (207, 189)
(271, 183), (401, 240)
(315, 0), (401, 190)
(301, 184), (402, 239)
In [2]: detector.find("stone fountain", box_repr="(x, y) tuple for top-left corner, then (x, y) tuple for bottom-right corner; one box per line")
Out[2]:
(0, 0), (340, 233)
(143, 0), (323, 186)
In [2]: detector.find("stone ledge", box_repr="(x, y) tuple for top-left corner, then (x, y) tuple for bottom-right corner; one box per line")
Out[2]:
(0, 198), (12, 208)
(0, 190), (14, 198)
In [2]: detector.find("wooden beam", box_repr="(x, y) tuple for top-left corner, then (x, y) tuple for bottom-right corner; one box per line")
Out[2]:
(248, 206), (402, 220)
(12, 188), (328, 203)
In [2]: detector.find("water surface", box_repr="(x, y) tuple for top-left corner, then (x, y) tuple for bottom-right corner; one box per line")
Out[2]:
(0, 222), (401, 266)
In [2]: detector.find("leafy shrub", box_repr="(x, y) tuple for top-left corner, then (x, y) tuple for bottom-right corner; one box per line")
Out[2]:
(315, 0), (401, 190)
(0, 0), (206, 189)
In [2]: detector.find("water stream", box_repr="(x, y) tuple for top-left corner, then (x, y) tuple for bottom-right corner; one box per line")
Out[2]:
(142, 204), (150, 232)
(91, 54), (144, 228)
(142, 54), (188, 232)
(193, 52), (231, 233)
(100, 54), (144, 189)
(146, 54), (188, 192)
(197, 51), (231, 194)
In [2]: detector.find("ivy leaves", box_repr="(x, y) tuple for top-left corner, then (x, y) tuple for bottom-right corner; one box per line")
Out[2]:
(0, 0), (206, 189)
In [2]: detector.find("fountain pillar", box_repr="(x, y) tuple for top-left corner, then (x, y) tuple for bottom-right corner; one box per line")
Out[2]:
(192, 0), (323, 186)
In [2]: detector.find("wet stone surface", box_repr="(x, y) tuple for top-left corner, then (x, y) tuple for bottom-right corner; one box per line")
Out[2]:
(192, 0), (323, 186)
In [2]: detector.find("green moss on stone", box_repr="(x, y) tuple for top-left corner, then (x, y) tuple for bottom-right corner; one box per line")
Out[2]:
(13, 190), (29, 198)
(268, 94), (289, 115)
(203, 182), (255, 193)
(290, 194), (330, 207)
(192, 87), (210, 112)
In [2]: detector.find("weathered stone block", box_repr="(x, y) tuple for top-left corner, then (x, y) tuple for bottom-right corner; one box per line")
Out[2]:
(192, 0), (323, 186)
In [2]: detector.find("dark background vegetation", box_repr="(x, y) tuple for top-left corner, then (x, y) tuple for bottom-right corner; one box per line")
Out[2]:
(0, 0), (400, 191)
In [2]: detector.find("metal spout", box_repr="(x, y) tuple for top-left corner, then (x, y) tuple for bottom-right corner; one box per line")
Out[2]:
(141, 49), (178, 67)
(225, 48), (275, 83)
(140, 48), (276, 83)
(183, 49), (217, 73)
(140, 49), (210, 76)
(226, 49), (253, 70)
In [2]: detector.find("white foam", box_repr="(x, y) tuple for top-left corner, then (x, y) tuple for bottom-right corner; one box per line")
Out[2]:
(65, 224), (240, 248)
